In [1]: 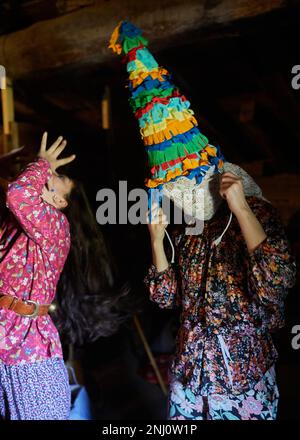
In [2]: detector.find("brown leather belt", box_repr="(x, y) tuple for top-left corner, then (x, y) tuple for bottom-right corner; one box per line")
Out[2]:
(0, 295), (50, 318)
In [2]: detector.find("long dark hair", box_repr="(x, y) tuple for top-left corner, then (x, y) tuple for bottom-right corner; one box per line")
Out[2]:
(53, 181), (133, 345)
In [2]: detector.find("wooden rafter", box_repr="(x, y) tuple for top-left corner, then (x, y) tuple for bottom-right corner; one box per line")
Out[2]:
(0, 0), (296, 79)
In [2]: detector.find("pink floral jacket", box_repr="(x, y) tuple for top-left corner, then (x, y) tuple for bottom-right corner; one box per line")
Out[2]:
(0, 158), (70, 365)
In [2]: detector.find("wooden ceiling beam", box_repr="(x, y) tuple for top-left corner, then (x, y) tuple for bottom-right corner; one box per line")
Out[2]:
(0, 0), (294, 79)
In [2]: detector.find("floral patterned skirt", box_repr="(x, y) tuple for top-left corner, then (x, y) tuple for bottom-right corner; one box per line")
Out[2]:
(0, 357), (71, 420)
(168, 365), (279, 420)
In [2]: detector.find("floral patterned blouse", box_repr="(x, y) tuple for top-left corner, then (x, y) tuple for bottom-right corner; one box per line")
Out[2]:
(0, 158), (70, 365)
(144, 196), (296, 395)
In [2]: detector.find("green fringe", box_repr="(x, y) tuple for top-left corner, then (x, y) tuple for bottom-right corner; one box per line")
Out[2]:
(147, 133), (209, 167)
(130, 87), (175, 112)
(123, 36), (148, 54)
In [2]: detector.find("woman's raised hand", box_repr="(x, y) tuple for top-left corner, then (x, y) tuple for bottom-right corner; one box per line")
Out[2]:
(146, 203), (168, 243)
(38, 132), (76, 173)
(219, 171), (248, 215)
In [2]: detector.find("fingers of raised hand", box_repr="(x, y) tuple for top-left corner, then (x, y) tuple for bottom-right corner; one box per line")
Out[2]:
(146, 202), (159, 222)
(48, 136), (65, 154)
(52, 140), (67, 159)
(146, 205), (168, 225)
(55, 154), (76, 168)
(220, 177), (243, 200)
(40, 132), (48, 152)
(220, 172), (242, 190)
(220, 172), (242, 183)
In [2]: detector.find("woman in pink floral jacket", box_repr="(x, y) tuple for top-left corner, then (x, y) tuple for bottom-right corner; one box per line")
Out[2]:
(0, 133), (75, 420)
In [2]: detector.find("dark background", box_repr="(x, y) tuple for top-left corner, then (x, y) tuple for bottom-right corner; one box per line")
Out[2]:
(0, 0), (300, 420)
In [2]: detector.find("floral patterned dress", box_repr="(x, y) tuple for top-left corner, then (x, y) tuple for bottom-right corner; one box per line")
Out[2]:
(0, 158), (70, 365)
(144, 196), (296, 419)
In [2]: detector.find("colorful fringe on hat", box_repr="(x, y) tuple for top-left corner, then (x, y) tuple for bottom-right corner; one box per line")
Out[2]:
(109, 21), (225, 190)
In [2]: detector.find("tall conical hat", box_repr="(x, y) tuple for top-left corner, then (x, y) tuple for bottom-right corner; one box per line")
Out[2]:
(109, 21), (225, 191)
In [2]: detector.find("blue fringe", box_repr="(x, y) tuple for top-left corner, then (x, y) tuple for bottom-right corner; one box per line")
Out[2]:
(130, 77), (174, 98)
(118, 21), (142, 41)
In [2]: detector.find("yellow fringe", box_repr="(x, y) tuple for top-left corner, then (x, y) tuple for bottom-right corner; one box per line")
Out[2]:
(108, 21), (123, 54)
(145, 147), (218, 188)
(205, 145), (217, 157)
(182, 158), (206, 171)
(200, 150), (208, 161)
(128, 59), (149, 74)
(140, 109), (195, 137)
(164, 167), (183, 182)
(143, 117), (198, 145)
(130, 67), (169, 88)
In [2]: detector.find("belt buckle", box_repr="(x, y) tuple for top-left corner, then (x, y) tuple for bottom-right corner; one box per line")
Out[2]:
(23, 299), (40, 318)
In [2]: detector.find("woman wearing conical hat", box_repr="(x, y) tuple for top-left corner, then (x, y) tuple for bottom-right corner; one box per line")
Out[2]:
(109, 22), (296, 420)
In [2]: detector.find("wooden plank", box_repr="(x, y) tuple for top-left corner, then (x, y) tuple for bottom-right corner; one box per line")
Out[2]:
(0, 0), (293, 79)
(1, 77), (14, 136)
(1, 77), (19, 154)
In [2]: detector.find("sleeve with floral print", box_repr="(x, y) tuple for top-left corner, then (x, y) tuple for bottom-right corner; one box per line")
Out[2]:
(247, 197), (296, 307)
(6, 158), (70, 254)
(144, 263), (181, 309)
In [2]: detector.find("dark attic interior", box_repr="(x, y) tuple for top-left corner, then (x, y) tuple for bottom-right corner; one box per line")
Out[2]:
(0, 0), (300, 421)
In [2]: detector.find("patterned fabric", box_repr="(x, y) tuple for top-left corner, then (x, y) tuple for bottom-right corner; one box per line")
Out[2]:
(168, 365), (279, 420)
(0, 158), (70, 365)
(144, 196), (296, 395)
(0, 357), (71, 420)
